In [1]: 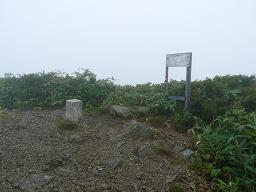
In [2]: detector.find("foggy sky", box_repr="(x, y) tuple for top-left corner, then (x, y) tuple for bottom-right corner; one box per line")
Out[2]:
(0, 0), (255, 84)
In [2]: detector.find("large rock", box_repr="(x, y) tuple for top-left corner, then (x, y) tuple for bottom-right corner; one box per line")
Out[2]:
(66, 99), (83, 122)
(120, 120), (156, 139)
(109, 105), (131, 118)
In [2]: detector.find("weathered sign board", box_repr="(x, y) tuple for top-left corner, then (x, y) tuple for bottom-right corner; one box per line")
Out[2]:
(165, 52), (192, 110)
(166, 53), (191, 67)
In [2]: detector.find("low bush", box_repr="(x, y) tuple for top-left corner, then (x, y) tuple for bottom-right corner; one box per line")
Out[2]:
(192, 109), (256, 192)
(0, 70), (255, 122)
(0, 69), (115, 109)
(172, 112), (196, 133)
(101, 83), (177, 117)
(190, 75), (256, 122)
(0, 107), (10, 123)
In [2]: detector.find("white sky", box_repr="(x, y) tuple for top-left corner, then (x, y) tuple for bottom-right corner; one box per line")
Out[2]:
(0, 0), (256, 84)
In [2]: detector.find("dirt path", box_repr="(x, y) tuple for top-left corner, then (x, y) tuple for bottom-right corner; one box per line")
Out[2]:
(0, 110), (211, 192)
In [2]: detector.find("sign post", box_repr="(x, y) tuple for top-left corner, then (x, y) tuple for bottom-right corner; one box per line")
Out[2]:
(165, 52), (192, 110)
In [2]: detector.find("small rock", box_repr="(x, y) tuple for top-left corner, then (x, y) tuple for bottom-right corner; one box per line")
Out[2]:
(28, 169), (36, 174)
(107, 158), (123, 169)
(33, 107), (42, 111)
(116, 141), (126, 149)
(15, 122), (27, 130)
(70, 135), (83, 143)
(165, 174), (178, 184)
(137, 145), (154, 157)
(70, 135), (81, 139)
(136, 173), (143, 180)
(188, 182), (196, 190)
(0, 127), (4, 134)
(174, 145), (185, 152)
(182, 149), (193, 159)
(15, 173), (52, 192)
(46, 159), (64, 170)
(120, 184), (136, 192)
(100, 183), (111, 190)
(109, 105), (131, 118)
(55, 167), (73, 176)
(92, 166), (103, 176)
(152, 139), (174, 155)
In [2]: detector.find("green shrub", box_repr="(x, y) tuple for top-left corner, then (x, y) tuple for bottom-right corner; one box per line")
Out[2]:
(1, 71), (255, 121)
(129, 106), (150, 117)
(192, 109), (256, 192)
(172, 112), (195, 132)
(189, 75), (256, 122)
(0, 107), (10, 122)
(0, 69), (115, 109)
(102, 83), (176, 117)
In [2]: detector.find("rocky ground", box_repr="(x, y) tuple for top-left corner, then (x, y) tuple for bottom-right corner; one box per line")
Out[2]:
(0, 109), (213, 192)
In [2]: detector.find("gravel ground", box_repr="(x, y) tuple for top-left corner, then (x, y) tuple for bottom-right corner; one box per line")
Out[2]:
(0, 109), (213, 192)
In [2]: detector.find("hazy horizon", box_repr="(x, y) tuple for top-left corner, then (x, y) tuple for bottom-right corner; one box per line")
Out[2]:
(1, 0), (256, 85)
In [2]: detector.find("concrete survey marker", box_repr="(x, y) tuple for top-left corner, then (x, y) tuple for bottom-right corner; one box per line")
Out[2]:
(66, 99), (83, 122)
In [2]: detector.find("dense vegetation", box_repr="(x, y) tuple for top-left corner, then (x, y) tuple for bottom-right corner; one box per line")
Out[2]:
(192, 109), (256, 191)
(0, 70), (115, 109)
(0, 69), (255, 191)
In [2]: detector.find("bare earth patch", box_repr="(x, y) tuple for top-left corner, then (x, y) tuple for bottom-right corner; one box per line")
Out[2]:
(0, 110), (213, 192)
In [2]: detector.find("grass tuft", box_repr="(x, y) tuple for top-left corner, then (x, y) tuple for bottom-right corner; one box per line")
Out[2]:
(168, 183), (185, 192)
(56, 118), (79, 129)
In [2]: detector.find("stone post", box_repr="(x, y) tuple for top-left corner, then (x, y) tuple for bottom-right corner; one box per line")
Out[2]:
(66, 99), (83, 122)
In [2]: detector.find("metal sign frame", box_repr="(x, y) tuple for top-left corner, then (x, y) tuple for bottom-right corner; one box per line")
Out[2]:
(165, 52), (192, 110)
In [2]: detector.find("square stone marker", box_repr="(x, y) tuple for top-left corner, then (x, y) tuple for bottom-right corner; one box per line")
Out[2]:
(66, 99), (83, 122)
